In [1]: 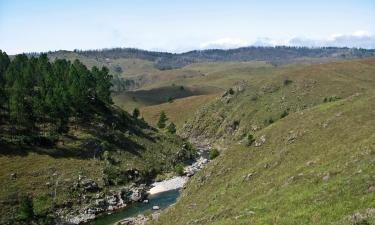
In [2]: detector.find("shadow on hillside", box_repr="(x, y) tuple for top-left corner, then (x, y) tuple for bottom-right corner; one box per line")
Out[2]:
(0, 132), (146, 159)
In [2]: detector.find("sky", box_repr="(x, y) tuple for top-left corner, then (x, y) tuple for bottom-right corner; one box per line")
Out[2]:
(0, 0), (375, 54)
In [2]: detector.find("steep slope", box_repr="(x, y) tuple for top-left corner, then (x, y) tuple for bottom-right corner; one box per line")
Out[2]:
(152, 90), (375, 225)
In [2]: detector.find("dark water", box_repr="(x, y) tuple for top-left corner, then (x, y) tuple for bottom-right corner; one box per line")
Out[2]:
(86, 189), (180, 225)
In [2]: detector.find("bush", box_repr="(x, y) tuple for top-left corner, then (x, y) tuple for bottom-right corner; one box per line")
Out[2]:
(175, 163), (184, 176)
(18, 195), (34, 221)
(283, 79), (293, 86)
(208, 148), (219, 160)
(247, 134), (255, 146)
(132, 108), (140, 118)
(167, 122), (176, 134)
(280, 110), (289, 118)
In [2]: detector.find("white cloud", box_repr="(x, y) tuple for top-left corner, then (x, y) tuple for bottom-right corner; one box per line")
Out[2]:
(200, 38), (249, 49)
(198, 31), (375, 50)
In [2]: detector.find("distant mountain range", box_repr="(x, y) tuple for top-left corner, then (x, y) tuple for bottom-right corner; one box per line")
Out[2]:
(47, 46), (375, 70)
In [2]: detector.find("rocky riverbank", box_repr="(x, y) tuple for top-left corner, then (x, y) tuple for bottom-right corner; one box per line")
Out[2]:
(60, 183), (148, 224)
(64, 145), (212, 225)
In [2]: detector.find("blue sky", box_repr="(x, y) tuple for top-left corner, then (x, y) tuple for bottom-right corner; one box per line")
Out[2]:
(1, 0), (374, 54)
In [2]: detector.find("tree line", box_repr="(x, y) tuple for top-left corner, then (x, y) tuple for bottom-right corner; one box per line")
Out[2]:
(0, 50), (113, 138)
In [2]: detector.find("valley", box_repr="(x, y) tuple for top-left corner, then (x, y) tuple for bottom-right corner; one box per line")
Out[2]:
(0, 47), (374, 225)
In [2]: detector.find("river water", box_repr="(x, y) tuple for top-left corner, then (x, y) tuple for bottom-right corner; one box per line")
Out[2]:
(86, 189), (180, 225)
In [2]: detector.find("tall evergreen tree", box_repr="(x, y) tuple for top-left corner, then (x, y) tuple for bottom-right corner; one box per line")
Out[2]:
(92, 66), (113, 104)
(157, 111), (168, 129)
(0, 50), (10, 107)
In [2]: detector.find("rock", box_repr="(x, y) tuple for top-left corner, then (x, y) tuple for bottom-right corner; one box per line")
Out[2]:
(95, 198), (106, 207)
(306, 161), (315, 166)
(129, 187), (145, 202)
(152, 205), (160, 210)
(322, 173), (330, 182)
(368, 185), (375, 193)
(143, 199), (149, 203)
(106, 195), (117, 206)
(254, 135), (266, 147)
(119, 215), (148, 225)
(81, 179), (99, 192)
(243, 172), (256, 181)
(67, 213), (96, 224)
(10, 173), (17, 180)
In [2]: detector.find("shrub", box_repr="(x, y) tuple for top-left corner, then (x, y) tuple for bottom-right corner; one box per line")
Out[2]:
(283, 79), (293, 86)
(208, 148), (219, 160)
(175, 163), (184, 176)
(280, 110), (289, 118)
(157, 111), (168, 129)
(167, 122), (176, 134)
(247, 134), (255, 146)
(18, 195), (34, 221)
(132, 108), (140, 118)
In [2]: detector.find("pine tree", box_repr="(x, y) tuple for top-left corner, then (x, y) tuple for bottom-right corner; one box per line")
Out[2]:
(92, 66), (113, 105)
(167, 122), (176, 134)
(132, 108), (140, 118)
(0, 51), (10, 107)
(157, 111), (168, 128)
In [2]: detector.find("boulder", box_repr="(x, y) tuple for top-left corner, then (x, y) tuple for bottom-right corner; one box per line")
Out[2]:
(81, 179), (99, 192)
(152, 205), (160, 210)
(254, 135), (266, 147)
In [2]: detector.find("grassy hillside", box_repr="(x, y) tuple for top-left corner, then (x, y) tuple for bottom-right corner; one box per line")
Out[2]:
(140, 94), (220, 128)
(0, 104), (197, 224)
(152, 89), (375, 225)
(181, 58), (375, 145)
(113, 85), (221, 112)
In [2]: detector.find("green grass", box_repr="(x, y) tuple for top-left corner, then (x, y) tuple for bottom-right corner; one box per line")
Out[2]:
(181, 58), (375, 144)
(152, 91), (375, 225)
(0, 106), (194, 223)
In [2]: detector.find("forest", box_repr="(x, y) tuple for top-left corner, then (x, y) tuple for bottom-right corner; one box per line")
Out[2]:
(0, 50), (113, 142)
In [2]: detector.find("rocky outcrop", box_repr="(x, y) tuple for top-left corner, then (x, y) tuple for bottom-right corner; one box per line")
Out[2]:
(63, 183), (148, 224)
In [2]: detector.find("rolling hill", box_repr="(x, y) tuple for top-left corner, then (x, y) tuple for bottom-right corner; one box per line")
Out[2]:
(146, 57), (375, 225)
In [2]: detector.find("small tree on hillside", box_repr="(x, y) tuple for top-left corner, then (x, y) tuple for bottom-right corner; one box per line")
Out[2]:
(167, 122), (176, 134)
(132, 108), (140, 118)
(247, 134), (255, 146)
(157, 111), (168, 129)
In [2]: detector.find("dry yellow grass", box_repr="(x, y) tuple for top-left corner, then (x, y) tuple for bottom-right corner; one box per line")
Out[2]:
(140, 93), (220, 128)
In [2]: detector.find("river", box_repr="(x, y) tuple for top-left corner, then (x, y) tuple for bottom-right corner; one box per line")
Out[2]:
(86, 189), (180, 225)
(86, 145), (210, 225)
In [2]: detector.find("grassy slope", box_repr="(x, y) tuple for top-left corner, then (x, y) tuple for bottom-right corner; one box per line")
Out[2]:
(0, 106), (191, 223)
(113, 85), (221, 112)
(148, 58), (375, 225)
(152, 91), (375, 225)
(182, 58), (375, 144)
(140, 94), (220, 128)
